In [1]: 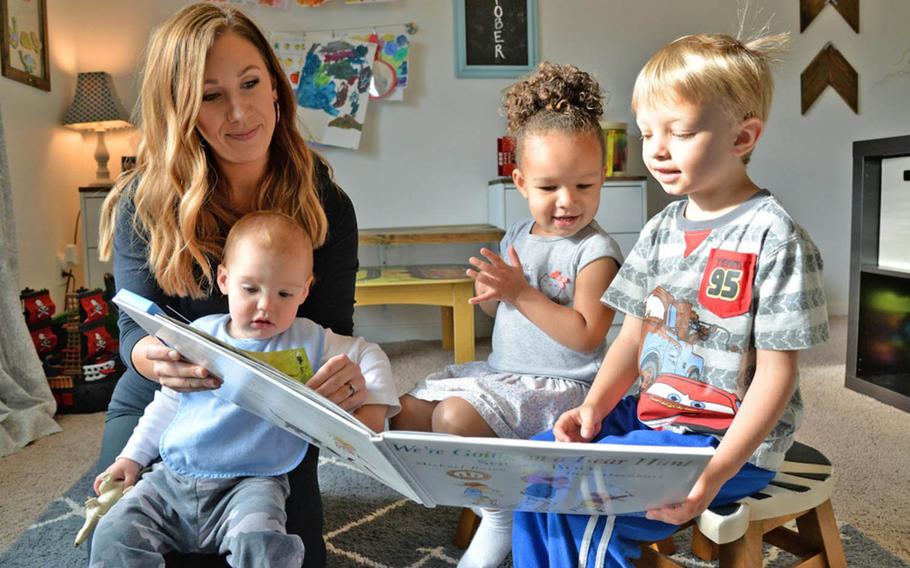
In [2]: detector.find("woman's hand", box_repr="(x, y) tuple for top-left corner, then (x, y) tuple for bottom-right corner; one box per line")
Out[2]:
(136, 336), (221, 392)
(94, 458), (141, 495)
(308, 354), (367, 411)
(467, 246), (529, 305)
(553, 404), (603, 442)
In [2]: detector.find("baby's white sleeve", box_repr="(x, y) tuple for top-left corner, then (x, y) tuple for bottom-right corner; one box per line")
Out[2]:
(118, 387), (179, 466)
(321, 330), (401, 419)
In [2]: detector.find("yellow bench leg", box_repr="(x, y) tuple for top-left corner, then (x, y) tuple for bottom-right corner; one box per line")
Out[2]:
(452, 282), (475, 364)
(441, 306), (454, 350)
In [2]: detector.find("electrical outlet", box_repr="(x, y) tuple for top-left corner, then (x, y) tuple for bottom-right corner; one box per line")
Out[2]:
(64, 244), (78, 266)
(58, 244), (78, 273)
(57, 253), (73, 272)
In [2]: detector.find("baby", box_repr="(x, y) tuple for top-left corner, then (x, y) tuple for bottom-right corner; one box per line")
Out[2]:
(90, 211), (399, 567)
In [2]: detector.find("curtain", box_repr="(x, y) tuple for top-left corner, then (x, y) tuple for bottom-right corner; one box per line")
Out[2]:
(0, 105), (61, 457)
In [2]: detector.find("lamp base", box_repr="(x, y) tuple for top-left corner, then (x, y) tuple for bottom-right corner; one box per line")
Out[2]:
(93, 130), (112, 187)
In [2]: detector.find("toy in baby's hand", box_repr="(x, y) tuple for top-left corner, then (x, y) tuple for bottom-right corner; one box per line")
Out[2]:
(74, 473), (131, 547)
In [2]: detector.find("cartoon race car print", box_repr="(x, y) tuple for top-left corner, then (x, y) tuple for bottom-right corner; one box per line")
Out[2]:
(637, 373), (741, 435)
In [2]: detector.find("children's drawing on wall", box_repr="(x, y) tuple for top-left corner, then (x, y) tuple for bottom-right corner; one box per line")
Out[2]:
(271, 32), (307, 88)
(271, 32), (377, 149)
(255, 0), (291, 9)
(352, 29), (411, 100)
(207, 0), (326, 6)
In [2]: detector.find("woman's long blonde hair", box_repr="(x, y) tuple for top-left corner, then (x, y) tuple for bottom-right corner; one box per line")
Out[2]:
(99, 2), (328, 298)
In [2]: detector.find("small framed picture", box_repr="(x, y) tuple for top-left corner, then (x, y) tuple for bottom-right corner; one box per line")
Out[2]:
(1, 0), (50, 91)
(454, 0), (538, 79)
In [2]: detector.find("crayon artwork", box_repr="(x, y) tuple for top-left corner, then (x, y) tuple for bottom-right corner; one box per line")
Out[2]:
(271, 32), (377, 149)
(352, 30), (411, 101)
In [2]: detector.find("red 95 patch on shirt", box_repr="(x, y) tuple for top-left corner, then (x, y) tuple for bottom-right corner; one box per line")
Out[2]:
(698, 248), (756, 318)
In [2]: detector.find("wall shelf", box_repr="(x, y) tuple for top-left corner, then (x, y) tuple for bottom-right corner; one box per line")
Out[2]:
(847, 135), (910, 412)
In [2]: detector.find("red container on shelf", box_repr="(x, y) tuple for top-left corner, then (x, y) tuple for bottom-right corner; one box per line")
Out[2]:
(497, 136), (516, 177)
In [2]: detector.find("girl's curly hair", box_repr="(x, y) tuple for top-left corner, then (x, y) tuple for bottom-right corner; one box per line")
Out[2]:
(502, 61), (605, 165)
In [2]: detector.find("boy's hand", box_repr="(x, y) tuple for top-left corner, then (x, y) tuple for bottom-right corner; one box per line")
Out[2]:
(645, 470), (724, 525)
(467, 246), (528, 305)
(94, 458), (141, 495)
(553, 404), (603, 442)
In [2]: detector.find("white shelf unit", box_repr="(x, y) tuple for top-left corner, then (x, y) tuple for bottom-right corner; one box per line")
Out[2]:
(79, 186), (113, 291)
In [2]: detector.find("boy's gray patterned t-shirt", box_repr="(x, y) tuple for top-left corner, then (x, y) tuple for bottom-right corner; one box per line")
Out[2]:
(488, 218), (623, 384)
(602, 190), (829, 470)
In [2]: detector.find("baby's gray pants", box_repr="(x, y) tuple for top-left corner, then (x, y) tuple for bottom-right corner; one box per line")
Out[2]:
(89, 462), (304, 567)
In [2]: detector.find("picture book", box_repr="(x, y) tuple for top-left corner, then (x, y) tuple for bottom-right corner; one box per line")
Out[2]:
(112, 289), (714, 515)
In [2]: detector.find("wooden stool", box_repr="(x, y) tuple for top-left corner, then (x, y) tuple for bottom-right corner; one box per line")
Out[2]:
(355, 265), (475, 364)
(639, 441), (847, 568)
(454, 508), (482, 549)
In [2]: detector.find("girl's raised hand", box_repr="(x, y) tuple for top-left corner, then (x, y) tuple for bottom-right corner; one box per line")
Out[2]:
(467, 246), (528, 305)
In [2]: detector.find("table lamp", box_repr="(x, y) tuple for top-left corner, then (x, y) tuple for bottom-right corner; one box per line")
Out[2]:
(63, 72), (131, 186)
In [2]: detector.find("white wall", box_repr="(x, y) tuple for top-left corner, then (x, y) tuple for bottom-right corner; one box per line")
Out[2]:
(5, 0), (910, 337)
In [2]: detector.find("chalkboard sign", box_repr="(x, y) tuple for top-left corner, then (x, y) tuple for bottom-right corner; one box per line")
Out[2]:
(454, 0), (538, 78)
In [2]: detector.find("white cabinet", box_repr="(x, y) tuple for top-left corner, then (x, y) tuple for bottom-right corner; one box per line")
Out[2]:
(487, 177), (648, 340)
(79, 187), (113, 290)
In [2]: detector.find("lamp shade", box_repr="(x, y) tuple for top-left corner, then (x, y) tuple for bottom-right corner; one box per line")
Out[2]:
(63, 72), (131, 131)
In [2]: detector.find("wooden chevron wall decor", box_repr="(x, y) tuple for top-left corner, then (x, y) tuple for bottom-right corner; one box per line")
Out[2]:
(800, 0), (859, 33)
(801, 43), (859, 113)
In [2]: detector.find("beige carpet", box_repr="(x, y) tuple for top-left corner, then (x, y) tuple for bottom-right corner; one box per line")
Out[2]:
(790, 317), (910, 562)
(0, 412), (104, 552)
(1, 316), (907, 562)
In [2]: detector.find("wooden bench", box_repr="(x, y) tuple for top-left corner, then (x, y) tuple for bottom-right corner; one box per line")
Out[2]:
(356, 223), (504, 364)
(358, 224), (505, 249)
(355, 265), (477, 363)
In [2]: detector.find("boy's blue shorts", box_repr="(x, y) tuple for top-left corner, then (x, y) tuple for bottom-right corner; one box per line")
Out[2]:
(512, 396), (776, 568)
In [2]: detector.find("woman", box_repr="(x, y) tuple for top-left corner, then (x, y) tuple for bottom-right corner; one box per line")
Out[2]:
(97, 4), (364, 566)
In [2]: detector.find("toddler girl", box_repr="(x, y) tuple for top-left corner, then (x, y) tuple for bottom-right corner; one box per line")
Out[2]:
(391, 62), (624, 568)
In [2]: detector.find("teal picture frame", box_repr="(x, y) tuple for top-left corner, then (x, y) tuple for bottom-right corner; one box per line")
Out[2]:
(454, 0), (538, 79)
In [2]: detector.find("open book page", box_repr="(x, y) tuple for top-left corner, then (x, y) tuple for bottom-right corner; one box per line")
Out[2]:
(112, 290), (421, 502)
(113, 289), (714, 514)
(379, 431), (713, 515)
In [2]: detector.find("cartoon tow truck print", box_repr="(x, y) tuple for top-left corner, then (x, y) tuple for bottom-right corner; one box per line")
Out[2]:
(636, 287), (741, 434)
(639, 287), (738, 385)
(639, 288), (707, 382)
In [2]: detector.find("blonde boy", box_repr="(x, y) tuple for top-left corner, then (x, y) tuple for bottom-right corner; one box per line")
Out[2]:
(512, 33), (829, 567)
(91, 212), (399, 567)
